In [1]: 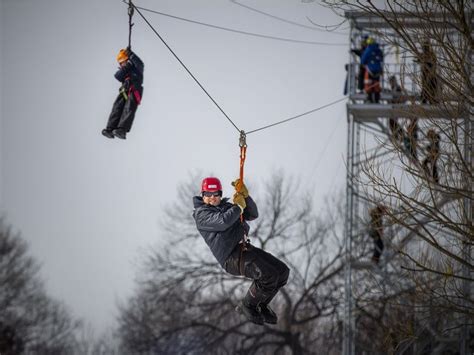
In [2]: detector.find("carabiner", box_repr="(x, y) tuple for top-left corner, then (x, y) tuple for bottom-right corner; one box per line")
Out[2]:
(239, 130), (247, 148)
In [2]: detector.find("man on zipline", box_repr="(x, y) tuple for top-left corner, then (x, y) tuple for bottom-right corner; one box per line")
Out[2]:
(193, 177), (290, 325)
(102, 48), (144, 140)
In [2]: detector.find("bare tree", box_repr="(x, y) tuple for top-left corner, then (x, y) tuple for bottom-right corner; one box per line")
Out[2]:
(117, 172), (346, 354)
(0, 219), (81, 354)
(319, 1), (473, 352)
(72, 323), (124, 355)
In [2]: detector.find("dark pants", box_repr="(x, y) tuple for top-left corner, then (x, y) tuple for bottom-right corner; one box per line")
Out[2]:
(370, 230), (384, 261)
(106, 86), (143, 132)
(364, 72), (381, 103)
(421, 76), (438, 104)
(358, 65), (365, 92)
(389, 118), (403, 141)
(224, 243), (290, 306)
(422, 158), (439, 183)
(404, 119), (419, 161)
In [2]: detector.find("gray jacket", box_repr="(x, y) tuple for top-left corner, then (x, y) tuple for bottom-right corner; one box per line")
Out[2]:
(193, 196), (258, 267)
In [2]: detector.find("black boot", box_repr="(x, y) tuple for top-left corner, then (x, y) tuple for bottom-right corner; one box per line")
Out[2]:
(259, 304), (278, 324)
(113, 128), (127, 139)
(236, 285), (265, 325)
(374, 91), (380, 103)
(102, 129), (115, 139)
(236, 300), (264, 325)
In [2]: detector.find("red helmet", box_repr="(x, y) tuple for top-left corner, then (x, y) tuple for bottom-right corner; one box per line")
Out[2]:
(201, 177), (222, 192)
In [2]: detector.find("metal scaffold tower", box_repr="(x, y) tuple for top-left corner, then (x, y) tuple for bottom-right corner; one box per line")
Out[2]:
(343, 8), (472, 355)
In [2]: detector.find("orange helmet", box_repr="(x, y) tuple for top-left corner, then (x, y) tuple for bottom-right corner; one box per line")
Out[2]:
(116, 49), (128, 63)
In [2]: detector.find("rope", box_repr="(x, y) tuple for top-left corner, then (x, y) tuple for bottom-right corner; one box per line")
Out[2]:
(239, 131), (247, 186)
(239, 147), (247, 186)
(129, 2), (347, 46)
(128, 0), (134, 49)
(246, 96), (347, 135)
(131, 3), (241, 133)
(238, 131), (248, 245)
(239, 147), (247, 228)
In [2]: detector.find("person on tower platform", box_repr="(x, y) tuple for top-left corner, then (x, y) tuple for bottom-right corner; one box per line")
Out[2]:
(368, 204), (386, 264)
(361, 37), (384, 103)
(418, 41), (439, 104)
(388, 75), (405, 142)
(351, 34), (369, 94)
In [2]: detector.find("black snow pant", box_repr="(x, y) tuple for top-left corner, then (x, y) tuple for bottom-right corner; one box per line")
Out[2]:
(404, 119), (419, 161)
(421, 75), (438, 104)
(422, 158), (439, 183)
(389, 118), (403, 141)
(370, 230), (384, 262)
(358, 64), (365, 92)
(224, 243), (290, 307)
(106, 86), (143, 132)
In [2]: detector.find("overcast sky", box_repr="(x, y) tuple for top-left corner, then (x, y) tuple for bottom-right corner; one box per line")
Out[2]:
(1, 0), (348, 333)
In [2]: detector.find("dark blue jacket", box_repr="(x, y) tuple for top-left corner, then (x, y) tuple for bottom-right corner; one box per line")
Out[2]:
(361, 43), (383, 75)
(114, 51), (144, 89)
(193, 196), (258, 267)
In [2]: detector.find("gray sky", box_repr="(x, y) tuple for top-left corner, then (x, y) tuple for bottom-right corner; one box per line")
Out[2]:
(1, 0), (348, 333)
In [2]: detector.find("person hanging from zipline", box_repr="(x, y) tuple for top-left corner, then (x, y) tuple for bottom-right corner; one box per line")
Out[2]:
(368, 204), (386, 264)
(102, 47), (144, 140)
(192, 177), (290, 325)
(102, 1), (144, 140)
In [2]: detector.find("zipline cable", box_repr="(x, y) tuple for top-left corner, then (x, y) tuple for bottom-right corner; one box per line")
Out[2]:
(246, 96), (347, 135)
(230, 0), (349, 36)
(306, 112), (344, 182)
(129, 3), (348, 138)
(305, 16), (349, 32)
(127, 2), (346, 46)
(131, 3), (241, 133)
